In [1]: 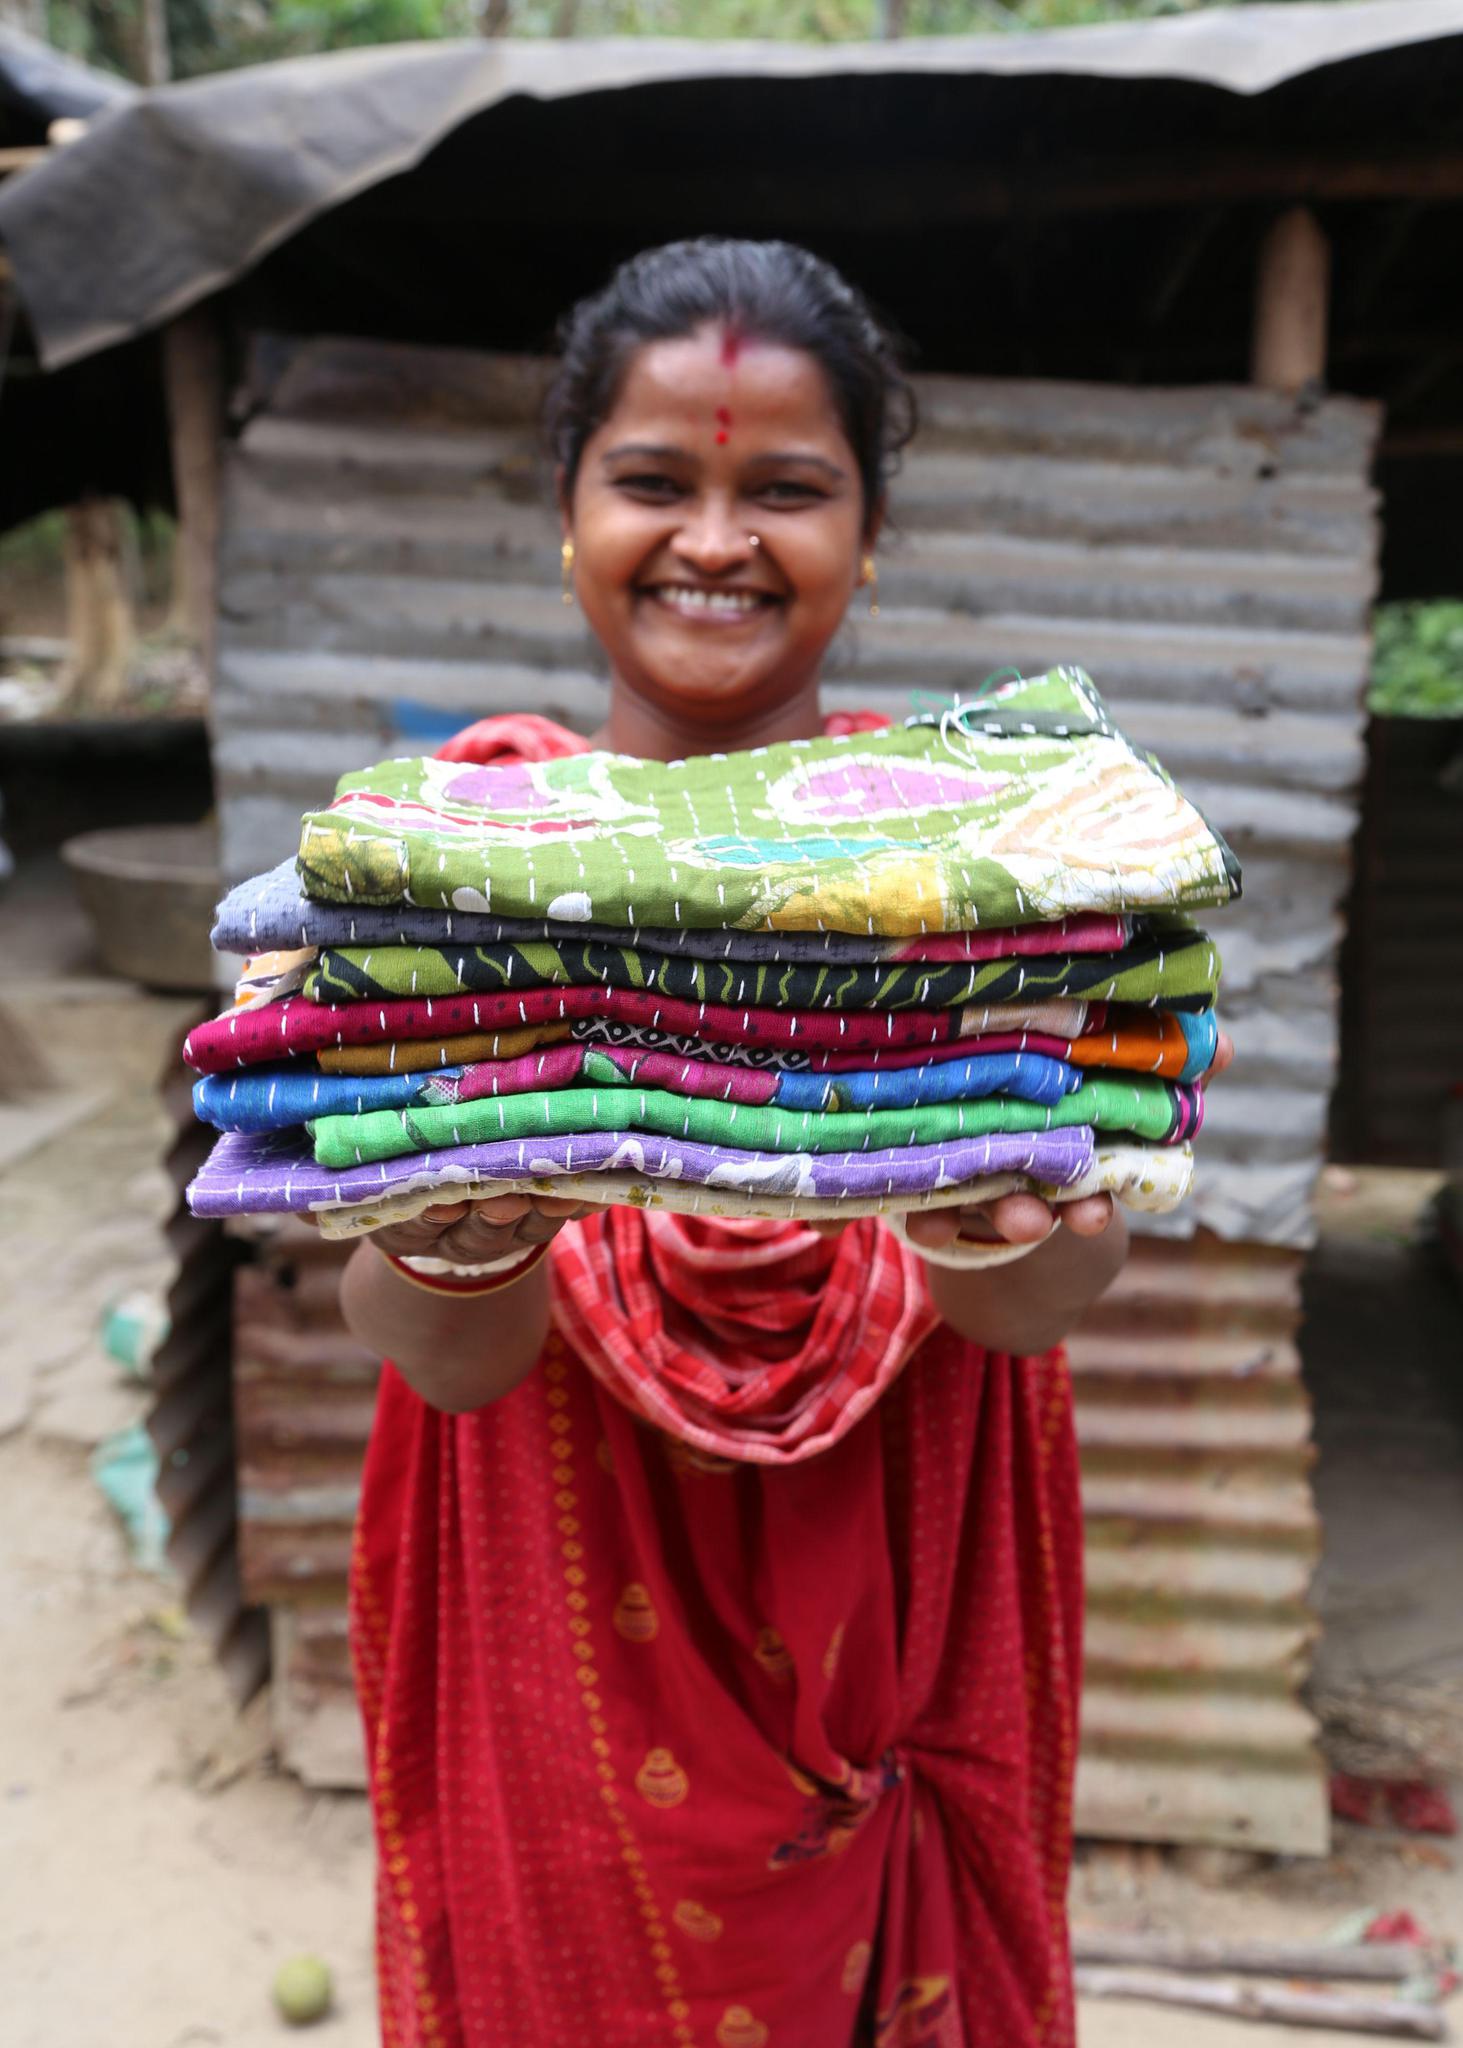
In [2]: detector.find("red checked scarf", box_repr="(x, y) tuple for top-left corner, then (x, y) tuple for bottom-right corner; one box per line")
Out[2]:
(350, 716), (1083, 2048)
(554, 1210), (939, 1465)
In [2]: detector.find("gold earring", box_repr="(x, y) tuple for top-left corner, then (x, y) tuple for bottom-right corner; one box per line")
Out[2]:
(561, 538), (575, 607)
(862, 553), (878, 619)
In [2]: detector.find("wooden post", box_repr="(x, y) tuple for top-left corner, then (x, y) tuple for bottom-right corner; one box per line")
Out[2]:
(1251, 206), (1331, 394)
(162, 309), (226, 694)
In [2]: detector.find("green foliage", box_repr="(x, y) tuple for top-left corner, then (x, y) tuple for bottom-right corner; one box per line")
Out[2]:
(1370, 603), (1463, 720)
(33, 0), (1318, 81)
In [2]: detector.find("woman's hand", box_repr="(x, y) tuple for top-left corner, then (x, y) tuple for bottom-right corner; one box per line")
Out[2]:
(337, 1194), (593, 1413)
(362, 1192), (594, 1267)
(901, 1026), (1234, 1260)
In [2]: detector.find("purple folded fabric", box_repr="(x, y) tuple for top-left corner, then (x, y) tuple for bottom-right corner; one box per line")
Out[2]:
(213, 858), (1131, 963)
(186, 1124), (1097, 1218)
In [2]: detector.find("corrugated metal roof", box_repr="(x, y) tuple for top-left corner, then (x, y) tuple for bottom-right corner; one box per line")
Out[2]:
(214, 337), (1382, 1251)
(5, 2), (1463, 369)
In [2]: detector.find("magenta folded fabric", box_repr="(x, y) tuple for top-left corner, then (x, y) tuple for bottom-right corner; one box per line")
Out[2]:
(181, 987), (1090, 1075)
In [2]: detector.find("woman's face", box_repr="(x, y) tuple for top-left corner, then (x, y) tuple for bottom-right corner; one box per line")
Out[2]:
(565, 324), (875, 728)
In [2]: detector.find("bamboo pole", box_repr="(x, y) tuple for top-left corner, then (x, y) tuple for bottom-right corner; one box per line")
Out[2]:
(1076, 1965), (1447, 2039)
(1073, 1932), (1429, 1982)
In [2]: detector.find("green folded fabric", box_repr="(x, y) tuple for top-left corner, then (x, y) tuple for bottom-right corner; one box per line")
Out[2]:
(304, 926), (1219, 1014)
(309, 1072), (1192, 1169)
(295, 667), (1240, 934)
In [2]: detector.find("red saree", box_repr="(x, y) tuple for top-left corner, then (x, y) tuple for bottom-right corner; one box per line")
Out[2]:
(349, 717), (1084, 2048)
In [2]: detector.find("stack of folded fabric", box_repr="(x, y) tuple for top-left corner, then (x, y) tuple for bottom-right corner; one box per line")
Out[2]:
(184, 667), (1237, 1241)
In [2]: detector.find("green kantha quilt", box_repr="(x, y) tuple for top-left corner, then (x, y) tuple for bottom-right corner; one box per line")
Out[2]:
(295, 668), (1240, 936)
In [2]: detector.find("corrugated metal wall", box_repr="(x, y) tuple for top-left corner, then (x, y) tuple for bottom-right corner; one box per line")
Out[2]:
(216, 336), (1382, 1849)
(1333, 716), (1463, 1166)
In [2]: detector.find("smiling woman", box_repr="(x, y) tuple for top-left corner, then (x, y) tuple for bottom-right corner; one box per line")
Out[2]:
(341, 239), (1131, 2048)
(544, 239), (914, 757)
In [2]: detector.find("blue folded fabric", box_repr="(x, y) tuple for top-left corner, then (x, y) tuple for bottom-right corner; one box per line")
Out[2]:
(1175, 1011), (1219, 1085)
(193, 1066), (439, 1133)
(774, 1048), (1077, 1113)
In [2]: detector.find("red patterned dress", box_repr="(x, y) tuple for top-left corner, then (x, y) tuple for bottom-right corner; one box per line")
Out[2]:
(350, 713), (1084, 2048)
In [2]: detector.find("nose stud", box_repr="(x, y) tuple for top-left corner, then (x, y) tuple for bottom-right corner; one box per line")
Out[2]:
(748, 534), (761, 549)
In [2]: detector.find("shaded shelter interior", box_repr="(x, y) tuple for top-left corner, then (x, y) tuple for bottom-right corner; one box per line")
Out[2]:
(213, 47), (1463, 597)
(0, 36), (162, 537)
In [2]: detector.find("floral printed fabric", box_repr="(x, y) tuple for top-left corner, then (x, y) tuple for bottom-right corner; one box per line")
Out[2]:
(216, 857), (1131, 963)
(184, 1124), (1195, 1230)
(295, 668), (1239, 933)
(188, 1122), (1091, 1217)
(303, 923), (1220, 1014)
(304, 1139), (1196, 1240)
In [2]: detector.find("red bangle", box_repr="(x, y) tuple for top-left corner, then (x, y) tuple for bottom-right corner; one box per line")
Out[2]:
(377, 1240), (550, 1299)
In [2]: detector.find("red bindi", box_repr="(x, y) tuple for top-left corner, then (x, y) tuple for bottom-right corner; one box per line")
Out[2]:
(714, 404), (732, 446)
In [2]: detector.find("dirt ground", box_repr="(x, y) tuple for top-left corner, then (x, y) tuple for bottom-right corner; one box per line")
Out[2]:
(2, 856), (1460, 2048)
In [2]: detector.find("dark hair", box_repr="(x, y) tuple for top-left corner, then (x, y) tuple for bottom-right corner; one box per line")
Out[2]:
(545, 238), (916, 524)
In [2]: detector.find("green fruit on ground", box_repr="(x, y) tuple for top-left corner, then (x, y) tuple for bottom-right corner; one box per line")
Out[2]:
(272, 1954), (333, 2026)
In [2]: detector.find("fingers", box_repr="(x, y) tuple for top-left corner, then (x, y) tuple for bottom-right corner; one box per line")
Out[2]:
(457, 1195), (535, 1223)
(1057, 1192), (1115, 1237)
(902, 1193), (1055, 1250)
(433, 1193), (593, 1223)
(985, 1192), (1060, 1244)
(900, 1210), (963, 1250)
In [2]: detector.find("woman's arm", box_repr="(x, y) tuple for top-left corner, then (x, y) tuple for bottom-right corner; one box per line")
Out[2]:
(905, 1028), (1233, 1352)
(909, 1195), (1129, 1354)
(337, 1193), (589, 1412)
(340, 1241), (552, 1411)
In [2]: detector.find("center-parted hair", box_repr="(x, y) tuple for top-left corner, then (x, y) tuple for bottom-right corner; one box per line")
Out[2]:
(546, 238), (916, 524)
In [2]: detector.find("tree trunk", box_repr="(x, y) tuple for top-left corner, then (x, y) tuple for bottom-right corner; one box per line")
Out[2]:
(162, 310), (226, 684)
(61, 500), (137, 713)
(136, 0), (173, 85)
(0, 0), (44, 35)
